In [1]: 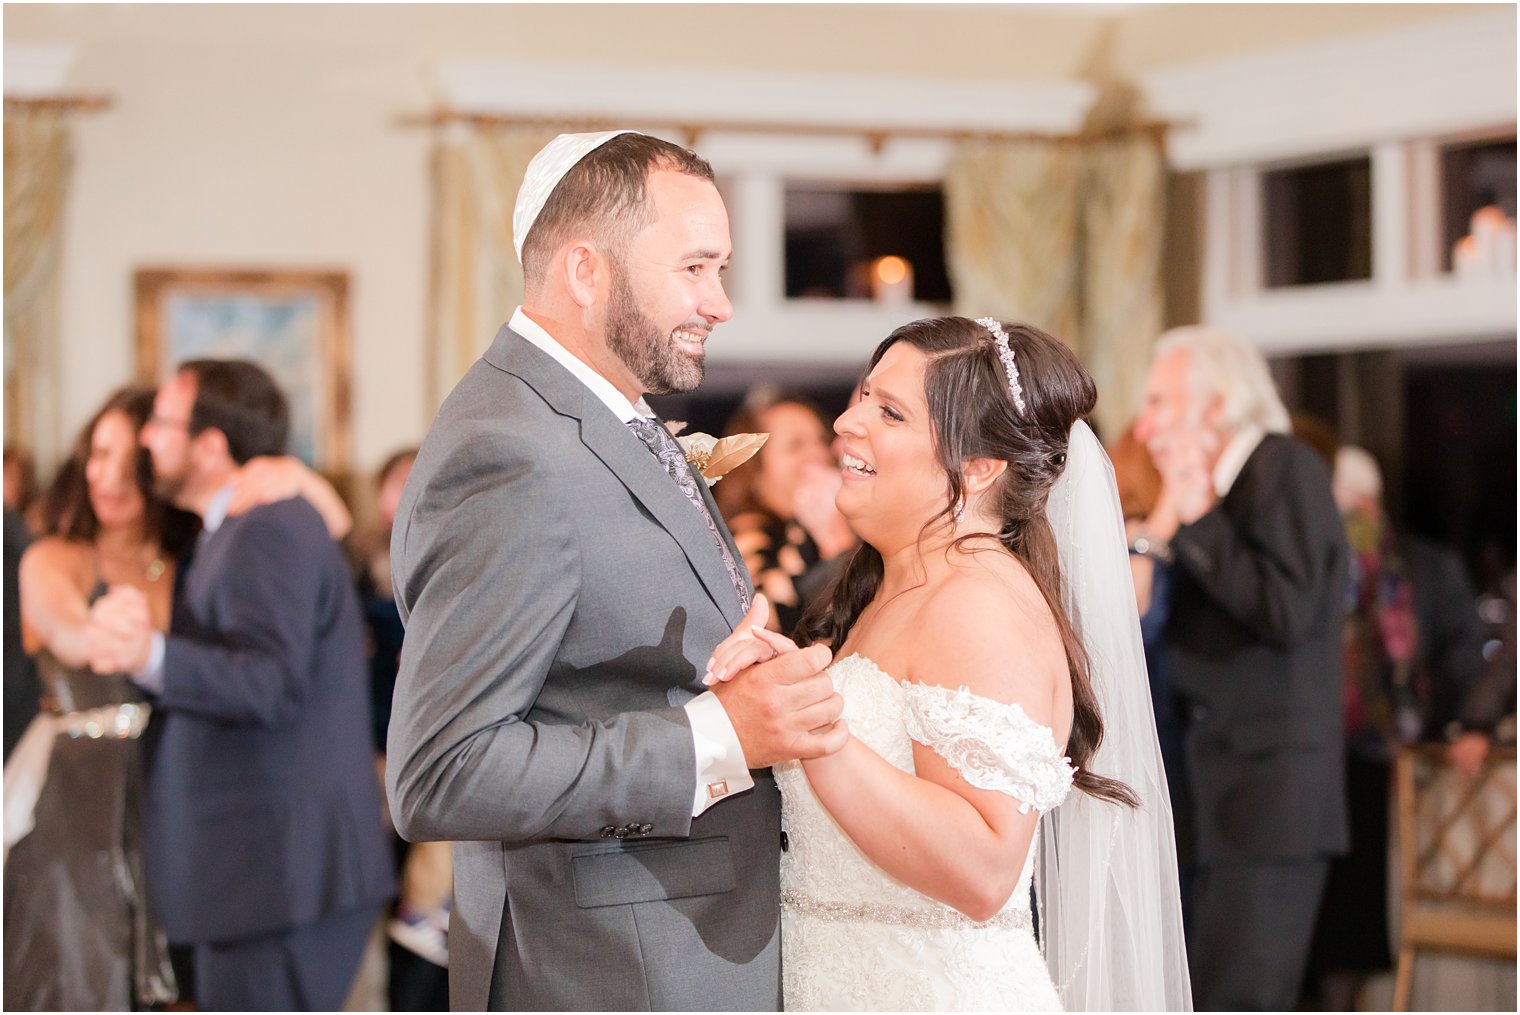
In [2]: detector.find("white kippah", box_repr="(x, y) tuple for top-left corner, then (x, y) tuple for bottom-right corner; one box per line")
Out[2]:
(512, 129), (642, 263)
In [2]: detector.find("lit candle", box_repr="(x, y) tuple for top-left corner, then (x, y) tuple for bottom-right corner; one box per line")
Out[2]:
(871, 256), (913, 305)
(1452, 235), (1481, 280)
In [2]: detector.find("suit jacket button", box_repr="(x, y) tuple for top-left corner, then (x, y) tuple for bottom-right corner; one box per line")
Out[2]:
(638, 823), (653, 835)
(600, 826), (616, 838)
(613, 825), (629, 839)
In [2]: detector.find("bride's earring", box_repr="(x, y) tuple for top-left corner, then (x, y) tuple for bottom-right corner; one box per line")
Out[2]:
(953, 495), (966, 524)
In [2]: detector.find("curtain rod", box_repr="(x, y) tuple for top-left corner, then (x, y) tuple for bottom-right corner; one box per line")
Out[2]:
(396, 108), (1180, 151)
(3, 94), (113, 113)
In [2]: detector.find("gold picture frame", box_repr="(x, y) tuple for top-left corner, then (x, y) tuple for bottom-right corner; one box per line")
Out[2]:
(134, 267), (351, 471)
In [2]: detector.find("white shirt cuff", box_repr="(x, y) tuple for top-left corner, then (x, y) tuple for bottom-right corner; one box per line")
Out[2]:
(134, 632), (166, 694)
(684, 690), (754, 817)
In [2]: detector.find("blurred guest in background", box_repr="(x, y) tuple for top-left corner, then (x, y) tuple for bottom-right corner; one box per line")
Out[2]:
(4, 504), (38, 761)
(1109, 425), (1162, 523)
(1133, 326), (1350, 1012)
(716, 390), (855, 634)
(353, 447), (417, 752)
(5, 387), (188, 1011)
(1291, 411), (1340, 470)
(793, 376), (866, 617)
(1332, 446), (1490, 742)
(1304, 444), (1490, 1010)
(351, 446), (451, 1010)
(86, 360), (394, 1012)
(1448, 568), (1517, 776)
(3, 444), (38, 528)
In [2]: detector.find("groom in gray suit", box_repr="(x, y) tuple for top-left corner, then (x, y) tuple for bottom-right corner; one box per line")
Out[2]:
(387, 131), (847, 1011)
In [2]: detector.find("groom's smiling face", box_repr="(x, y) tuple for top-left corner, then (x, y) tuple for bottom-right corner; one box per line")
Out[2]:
(604, 169), (733, 397)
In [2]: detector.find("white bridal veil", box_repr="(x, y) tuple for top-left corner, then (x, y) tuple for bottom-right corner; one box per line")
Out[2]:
(1037, 420), (1194, 1011)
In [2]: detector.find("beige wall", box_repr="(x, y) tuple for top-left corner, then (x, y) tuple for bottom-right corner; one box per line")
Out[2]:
(3, 3), (1495, 474)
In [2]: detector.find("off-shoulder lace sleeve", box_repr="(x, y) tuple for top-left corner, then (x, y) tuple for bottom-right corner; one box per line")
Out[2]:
(900, 682), (1074, 814)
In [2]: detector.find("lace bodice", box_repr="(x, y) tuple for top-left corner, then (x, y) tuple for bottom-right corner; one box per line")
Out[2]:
(777, 654), (1073, 1011)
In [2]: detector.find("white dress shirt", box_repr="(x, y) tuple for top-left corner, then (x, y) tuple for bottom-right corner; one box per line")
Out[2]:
(511, 307), (754, 817)
(1212, 424), (1267, 498)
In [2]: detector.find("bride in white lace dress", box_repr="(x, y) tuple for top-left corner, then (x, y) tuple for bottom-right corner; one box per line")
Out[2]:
(707, 317), (1191, 1011)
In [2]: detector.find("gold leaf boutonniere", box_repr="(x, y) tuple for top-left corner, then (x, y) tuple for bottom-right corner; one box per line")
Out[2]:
(665, 421), (769, 487)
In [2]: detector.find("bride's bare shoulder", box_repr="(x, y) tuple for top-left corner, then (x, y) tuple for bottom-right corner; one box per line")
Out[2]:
(907, 563), (1065, 718)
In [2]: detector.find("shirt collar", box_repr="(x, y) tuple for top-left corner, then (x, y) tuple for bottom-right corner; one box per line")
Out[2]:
(510, 307), (654, 422)
(1213, 424), (1266, 497)
(202, 484), (235, 535)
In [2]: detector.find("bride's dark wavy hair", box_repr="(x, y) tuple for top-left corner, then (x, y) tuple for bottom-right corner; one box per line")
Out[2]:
(796, 316), (1135, 806)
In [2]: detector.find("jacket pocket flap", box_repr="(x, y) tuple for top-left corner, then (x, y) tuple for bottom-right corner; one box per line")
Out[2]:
(572, 837), (735, 908)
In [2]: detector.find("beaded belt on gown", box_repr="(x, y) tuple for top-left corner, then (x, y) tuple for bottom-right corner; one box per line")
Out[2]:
(781, 889), (1033, 931)
(38, 662), (152, 741)
(49, 701), (152, 740)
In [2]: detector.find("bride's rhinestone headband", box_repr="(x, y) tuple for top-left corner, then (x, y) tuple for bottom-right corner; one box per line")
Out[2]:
(976, 317), (1027, 415)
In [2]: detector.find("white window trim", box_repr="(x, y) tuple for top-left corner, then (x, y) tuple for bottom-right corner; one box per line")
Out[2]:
(434, 9), (1516, 361)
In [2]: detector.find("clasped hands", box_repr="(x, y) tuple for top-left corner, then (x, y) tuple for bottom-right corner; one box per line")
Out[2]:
(704, 594), (848, 769)
(85, 585), (154, 676)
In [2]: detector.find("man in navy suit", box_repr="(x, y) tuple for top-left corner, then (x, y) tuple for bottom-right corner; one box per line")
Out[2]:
(88, 359), (393, 1011)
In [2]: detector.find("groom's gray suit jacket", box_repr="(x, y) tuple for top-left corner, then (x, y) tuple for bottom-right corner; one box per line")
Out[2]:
(387, 325), (781, 1011)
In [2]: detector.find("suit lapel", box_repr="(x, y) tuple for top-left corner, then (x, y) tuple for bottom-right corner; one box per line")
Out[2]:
(485, 325), (747, 628)
(177, 516), (237, 630)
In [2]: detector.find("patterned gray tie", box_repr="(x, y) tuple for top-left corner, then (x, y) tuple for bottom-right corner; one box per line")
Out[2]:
(626, 416), (751, 613)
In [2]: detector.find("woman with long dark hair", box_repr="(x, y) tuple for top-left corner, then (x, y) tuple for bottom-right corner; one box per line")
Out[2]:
(715, 392), (854, 635)
(707, 318), (1190, 1010)
(5, 387), (189, 1010)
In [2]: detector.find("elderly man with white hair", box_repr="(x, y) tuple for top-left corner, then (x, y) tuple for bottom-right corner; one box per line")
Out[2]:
(1133, 326), (1351, 1012)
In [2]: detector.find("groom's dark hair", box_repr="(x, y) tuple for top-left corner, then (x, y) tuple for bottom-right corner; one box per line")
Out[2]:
(521, 134), (716, 290)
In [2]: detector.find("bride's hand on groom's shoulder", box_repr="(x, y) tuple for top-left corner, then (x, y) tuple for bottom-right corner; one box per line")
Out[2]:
(705, 595), (800, 685)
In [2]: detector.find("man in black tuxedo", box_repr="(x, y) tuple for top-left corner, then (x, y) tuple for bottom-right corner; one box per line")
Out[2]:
(1132, 327), (1350, 1011)
(88, 360), (393, 1011)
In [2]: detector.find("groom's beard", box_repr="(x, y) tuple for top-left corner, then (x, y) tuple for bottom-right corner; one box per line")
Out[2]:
(606, 260), (706, 397)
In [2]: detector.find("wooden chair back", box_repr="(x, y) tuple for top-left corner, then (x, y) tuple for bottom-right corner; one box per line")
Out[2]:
(1391, 744), (1516, 1010)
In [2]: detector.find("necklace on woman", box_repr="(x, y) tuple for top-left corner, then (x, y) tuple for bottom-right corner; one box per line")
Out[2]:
(97, 544), (166, 585)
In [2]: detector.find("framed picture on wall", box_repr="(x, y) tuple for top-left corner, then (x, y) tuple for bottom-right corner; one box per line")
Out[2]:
(134, 267), (351, 470)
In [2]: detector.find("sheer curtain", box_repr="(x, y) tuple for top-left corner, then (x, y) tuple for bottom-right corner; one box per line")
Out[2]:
(945, 139), (1081, 346)
(4, 109), (74, 466)
(426, 122), (556, 409)
(1078, 133), (1165, 439)
(944, 128), (1165, 440)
